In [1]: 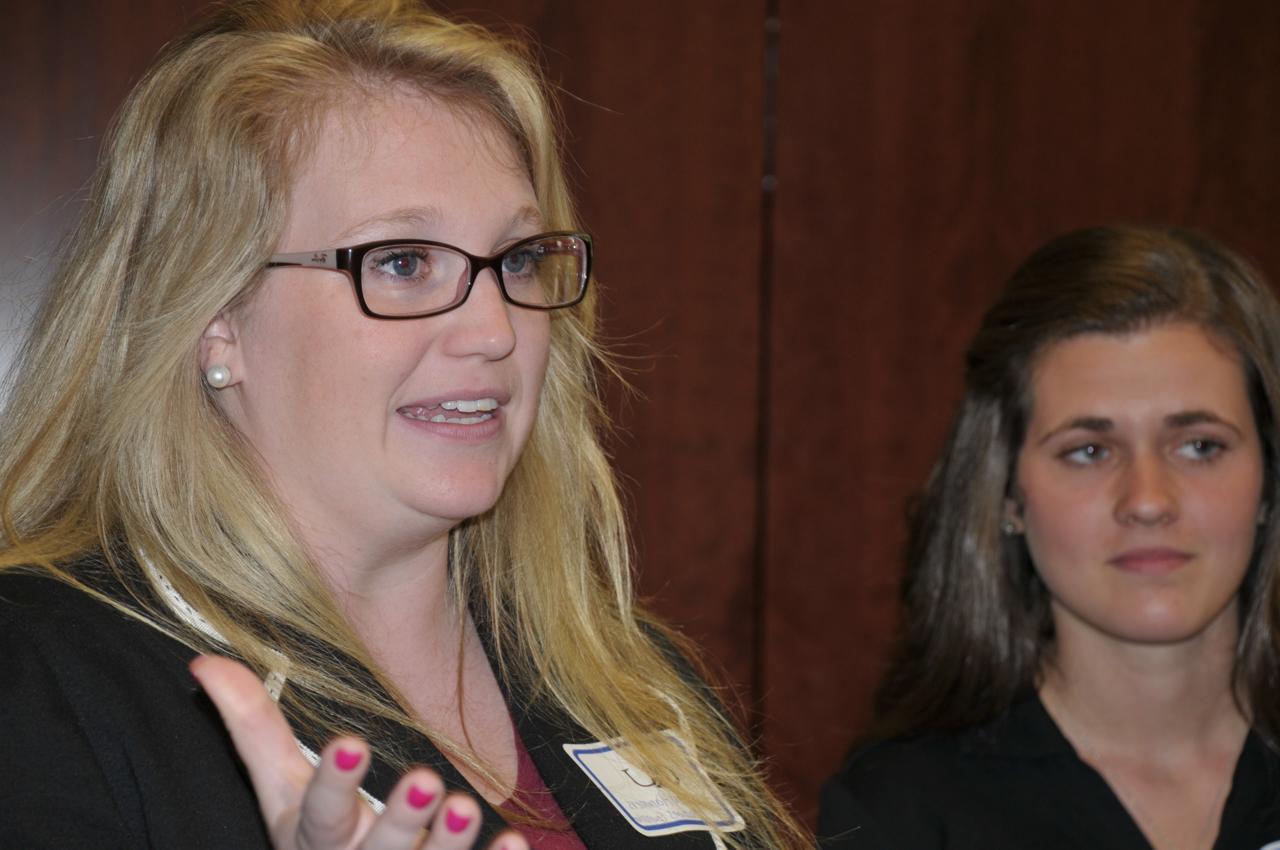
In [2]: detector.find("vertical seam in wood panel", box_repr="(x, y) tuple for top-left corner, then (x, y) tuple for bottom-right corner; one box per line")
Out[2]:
(750, 0), (780, 743)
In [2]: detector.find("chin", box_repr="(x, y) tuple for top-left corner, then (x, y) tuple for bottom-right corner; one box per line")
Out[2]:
(1108, 622), (1210, 646)
(408, 484), (508, 525)
(1098, 601), (1236, 647)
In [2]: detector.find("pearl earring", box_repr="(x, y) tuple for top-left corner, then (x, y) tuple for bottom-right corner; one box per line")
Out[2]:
(205, 365), (231, 389)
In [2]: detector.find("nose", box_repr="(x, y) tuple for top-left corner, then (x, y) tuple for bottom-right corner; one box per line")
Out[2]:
(441, 268), (517, 360)
(1114, 451), (1179, 526)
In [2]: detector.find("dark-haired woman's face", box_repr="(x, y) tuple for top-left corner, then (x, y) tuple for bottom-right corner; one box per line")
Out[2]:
(1008, 321), (1264, 650)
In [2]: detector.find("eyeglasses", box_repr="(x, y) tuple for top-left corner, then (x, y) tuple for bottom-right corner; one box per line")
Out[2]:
(266, 231), (592, 319)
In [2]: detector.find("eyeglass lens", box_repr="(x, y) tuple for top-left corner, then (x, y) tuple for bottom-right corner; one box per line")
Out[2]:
(359, 234), (587, 317)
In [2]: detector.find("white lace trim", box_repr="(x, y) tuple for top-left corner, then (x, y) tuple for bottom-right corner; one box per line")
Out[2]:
(140, 554), (386, 813)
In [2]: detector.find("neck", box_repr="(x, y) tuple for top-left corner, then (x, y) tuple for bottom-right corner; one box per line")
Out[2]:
(307, 528), (464, 677)
(313, 530), (504, 767)
(1039, 602), (1247, 762)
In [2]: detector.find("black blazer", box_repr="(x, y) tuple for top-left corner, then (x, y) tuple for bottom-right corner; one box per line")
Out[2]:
(0, 570), (737, 849)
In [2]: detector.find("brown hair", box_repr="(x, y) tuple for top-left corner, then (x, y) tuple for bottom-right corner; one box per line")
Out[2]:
(873, 224), (1280, 745)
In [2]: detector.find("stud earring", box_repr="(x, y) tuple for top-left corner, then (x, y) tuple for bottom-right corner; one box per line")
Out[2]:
(204, 365), (231, 389)
(1001, 520), (1020, 536)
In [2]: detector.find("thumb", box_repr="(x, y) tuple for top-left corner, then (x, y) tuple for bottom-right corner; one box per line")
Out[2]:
(190, 654), (314, 819)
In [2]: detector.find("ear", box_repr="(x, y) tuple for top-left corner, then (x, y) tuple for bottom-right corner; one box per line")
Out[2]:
(199, 312), (245, 388)
(1001, 496), (1024, 536)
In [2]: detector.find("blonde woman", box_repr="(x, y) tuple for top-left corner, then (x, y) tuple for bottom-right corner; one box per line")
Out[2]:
(0, 2), (808, 848)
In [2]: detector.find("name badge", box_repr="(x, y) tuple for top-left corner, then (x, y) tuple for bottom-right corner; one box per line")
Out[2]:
(563, 731), (745, 839)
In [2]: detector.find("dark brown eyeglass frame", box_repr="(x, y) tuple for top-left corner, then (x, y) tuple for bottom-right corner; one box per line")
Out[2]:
(265, 230), (592, 319)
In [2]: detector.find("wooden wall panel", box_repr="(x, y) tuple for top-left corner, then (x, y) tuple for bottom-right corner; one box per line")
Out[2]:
(767, 0), (1280, 820)
(0, 1), (208, 366)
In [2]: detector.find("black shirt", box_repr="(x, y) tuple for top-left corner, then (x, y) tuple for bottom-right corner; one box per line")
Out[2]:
(819, 696), (1280, 849)
(0, 570), (732, 849)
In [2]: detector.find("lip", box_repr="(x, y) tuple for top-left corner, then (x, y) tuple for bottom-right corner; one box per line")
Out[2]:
(396, 388), (511, 412)
(1107, 547), (1194, 575)
(395, 388), (510, 440)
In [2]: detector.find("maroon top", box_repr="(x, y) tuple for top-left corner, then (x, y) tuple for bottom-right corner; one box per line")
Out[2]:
(505, 726), (590, 850)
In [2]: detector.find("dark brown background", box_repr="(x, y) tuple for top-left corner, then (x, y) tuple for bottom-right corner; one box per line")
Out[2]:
(4, 0), (1279, 827)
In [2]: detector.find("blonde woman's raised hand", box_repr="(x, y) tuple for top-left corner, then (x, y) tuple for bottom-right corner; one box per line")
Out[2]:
(191, 655), (528, 850)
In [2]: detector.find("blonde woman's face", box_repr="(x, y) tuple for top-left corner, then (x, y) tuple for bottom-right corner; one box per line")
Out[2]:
(1009, 322), (1265, 650)
(206, 93), (551, 560)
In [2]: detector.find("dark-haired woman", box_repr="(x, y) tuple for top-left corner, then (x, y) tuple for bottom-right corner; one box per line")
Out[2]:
(820, 225), (1280, 849)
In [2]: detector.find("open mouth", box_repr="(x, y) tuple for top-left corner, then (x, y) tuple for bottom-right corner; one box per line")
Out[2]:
(399, 397), (499, 425)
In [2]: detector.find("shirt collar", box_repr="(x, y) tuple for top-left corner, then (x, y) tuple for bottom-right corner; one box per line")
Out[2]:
(958, 694), (1078, 760)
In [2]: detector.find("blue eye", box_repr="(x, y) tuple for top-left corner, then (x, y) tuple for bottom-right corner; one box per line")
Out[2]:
(1175, 438), (1226, 462)
(1061, 443), (1108, 465)
(365, 246), (440, 287)
(501, 247), (538, 277)
(385, 253), (423, 277)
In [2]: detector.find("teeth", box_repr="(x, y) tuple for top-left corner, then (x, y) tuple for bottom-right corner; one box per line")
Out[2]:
(427, 413), (493, 425)
(400, 398), (500, 425)
(440, 397), (498, 413)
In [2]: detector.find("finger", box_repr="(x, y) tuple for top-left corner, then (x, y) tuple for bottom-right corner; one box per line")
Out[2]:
(422, 794), (482, 849)
(485, 830), (529, 850)
(294, 737), (373, 850)
(359, 768), (444, 850)
(190, 655), (314, 816)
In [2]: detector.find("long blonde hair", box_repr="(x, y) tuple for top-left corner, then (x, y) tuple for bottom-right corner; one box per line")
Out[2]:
(0, 1), (807, 845)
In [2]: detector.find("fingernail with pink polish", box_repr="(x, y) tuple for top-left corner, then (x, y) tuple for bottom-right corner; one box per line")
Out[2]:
(334, 748), (361, 771)
(407, 785), (436, 809)
(445, 808), (472, 833)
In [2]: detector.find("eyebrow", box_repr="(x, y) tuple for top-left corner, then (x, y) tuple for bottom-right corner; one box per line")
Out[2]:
(334, 204), (544, 245)
(1036, 409), (1245, 445)
(507, 205), (544, 232)
(335, 206), (441, 242)
(1165, 410), (1244, 436)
